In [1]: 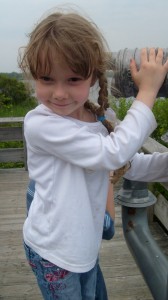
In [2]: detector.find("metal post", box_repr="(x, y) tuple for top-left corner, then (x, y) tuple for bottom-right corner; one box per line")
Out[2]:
(117, 179), (168, 300)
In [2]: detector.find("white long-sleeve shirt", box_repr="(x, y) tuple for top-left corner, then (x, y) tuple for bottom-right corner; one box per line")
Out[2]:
(125, 151), (168, 182)
(23, 100), (167, 273)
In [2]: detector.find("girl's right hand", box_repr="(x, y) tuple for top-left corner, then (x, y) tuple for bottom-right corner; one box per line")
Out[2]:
(130, 48), (168, 108)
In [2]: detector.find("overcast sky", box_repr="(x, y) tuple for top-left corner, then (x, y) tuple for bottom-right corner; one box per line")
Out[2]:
(0, 0), (168, 72)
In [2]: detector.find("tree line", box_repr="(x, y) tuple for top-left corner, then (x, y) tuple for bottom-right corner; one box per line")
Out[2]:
(0, 73), (35, 108)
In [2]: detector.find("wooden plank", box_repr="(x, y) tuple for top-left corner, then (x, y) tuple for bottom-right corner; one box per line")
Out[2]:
(0, 117), (24, 124)
(0, 127), (23, 141)
(142, 136), (168, 154)
(154, 194), (168, 230)
(0, 148), (24, 162)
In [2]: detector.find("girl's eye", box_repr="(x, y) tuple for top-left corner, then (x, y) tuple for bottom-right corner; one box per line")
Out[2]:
(69, 77), (82, 82)
(40, 76), (52, 82)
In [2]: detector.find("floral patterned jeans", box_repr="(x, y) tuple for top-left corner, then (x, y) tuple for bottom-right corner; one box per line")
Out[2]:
(24, 242), (98, 300)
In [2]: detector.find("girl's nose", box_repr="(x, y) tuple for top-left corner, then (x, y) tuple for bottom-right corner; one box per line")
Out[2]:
(53, 83), (67, 100)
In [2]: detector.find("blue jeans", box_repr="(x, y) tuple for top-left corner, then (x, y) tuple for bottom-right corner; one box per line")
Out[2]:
(26, 179), (35, 214)
(24, 242), (98, 300)
(95, 265), (108, 300)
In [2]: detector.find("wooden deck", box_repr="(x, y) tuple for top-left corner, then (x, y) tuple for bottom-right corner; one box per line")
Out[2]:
(0, 169), (168, 300)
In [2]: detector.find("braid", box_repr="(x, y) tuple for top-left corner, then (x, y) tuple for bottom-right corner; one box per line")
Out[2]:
(84, 100), (99, 115)
(98, 73), (109, 111)
(86, 72), (130, 184)
(110, 164), (131, 184)
(85, 73), (114, 133)
(96, 73), (114, 134)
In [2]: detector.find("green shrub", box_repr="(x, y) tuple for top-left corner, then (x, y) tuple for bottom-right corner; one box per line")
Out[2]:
(151, 98), (168, 144)
(0, 74), (37, 115)
(110, 97), (168, 145)
(110, 97), (132, 120)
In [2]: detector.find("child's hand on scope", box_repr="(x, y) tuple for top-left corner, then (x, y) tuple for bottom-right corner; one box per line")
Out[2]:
(130, 48), (168, 108)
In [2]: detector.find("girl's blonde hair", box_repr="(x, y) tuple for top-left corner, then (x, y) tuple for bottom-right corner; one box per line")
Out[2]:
(18, 11), (129, 183)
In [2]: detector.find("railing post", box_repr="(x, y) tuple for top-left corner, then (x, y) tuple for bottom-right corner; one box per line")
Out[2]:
(22, 122), (27, 171)
(117, 178), (168, 300)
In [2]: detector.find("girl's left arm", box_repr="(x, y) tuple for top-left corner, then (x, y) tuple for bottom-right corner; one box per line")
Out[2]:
(124, 152), (168, 182)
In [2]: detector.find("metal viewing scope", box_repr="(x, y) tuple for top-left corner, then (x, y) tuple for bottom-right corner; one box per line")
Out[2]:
(111, 48), (168, 98)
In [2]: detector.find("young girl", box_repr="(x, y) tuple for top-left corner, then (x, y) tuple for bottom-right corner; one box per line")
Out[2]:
(19, 9), (168, 300)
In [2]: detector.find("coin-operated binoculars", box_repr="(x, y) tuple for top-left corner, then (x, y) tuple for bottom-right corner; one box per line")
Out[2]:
(111, 48), (168, 98)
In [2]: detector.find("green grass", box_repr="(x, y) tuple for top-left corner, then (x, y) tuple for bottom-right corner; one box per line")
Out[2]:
(0, 100), (37, 117)
(0, 162), (24, 168)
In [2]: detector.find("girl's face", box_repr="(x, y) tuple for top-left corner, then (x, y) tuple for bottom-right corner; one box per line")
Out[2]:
(35, 61), (93, 120)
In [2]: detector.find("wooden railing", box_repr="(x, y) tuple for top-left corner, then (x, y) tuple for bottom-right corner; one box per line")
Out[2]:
(0, 117), (168, 231)
(0, 117), (27, 169)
